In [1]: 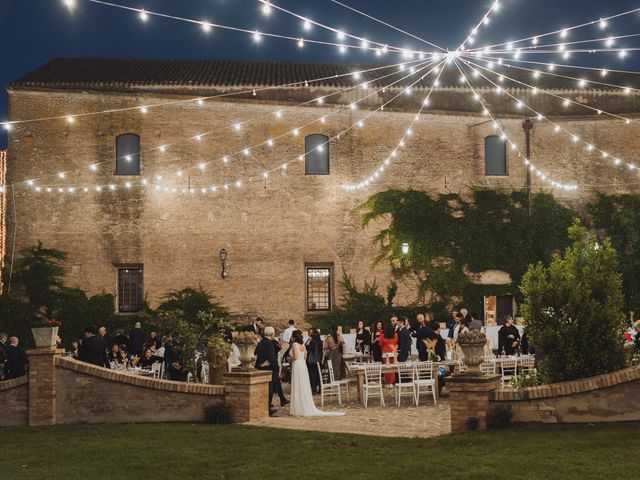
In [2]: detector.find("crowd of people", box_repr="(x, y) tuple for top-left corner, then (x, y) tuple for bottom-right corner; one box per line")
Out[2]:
(0, 334), (28, 381)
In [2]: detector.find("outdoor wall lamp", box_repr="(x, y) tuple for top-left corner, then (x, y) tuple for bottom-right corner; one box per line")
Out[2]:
(401, 243), (410, 254)
(219, 248), (229, 279)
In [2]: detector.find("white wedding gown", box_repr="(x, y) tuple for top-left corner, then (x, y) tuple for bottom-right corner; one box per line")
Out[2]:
(289, 346), (345, 417)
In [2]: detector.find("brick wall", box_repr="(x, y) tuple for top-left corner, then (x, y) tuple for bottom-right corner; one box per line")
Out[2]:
(0, 376), (28, 427)
(490, 366), (640, 423)
(55, 356), (225, 424)
(5, 86), (640, 323)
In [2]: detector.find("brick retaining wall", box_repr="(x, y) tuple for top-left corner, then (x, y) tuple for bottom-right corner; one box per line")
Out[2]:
(55, 357), (225, 425)
(0, 376), (28, 427)
(490, 366), (640, 423)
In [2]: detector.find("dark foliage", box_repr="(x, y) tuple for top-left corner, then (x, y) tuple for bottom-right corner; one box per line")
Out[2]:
(486, 405), (513, 429)
(204, 404), (233, 425)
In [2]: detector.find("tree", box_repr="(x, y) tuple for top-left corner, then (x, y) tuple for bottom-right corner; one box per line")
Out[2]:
(520, 220), (626, 383)
(7, 241), (67, 314)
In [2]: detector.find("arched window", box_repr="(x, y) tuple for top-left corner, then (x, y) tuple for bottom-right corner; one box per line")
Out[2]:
(305, 134), (329, 175)
(484, 135), (507, 176)
(115, 133), (141, 175)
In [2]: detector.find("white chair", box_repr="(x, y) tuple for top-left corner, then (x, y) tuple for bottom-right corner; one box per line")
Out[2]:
(500, 358), (518, 387)
(151, 361), (163, 379)
(414, 361), (437, 405)
(362, 364), (385, 408)
(394, 363), (416, 407)
(317, 363), (342, 406)
(520, 357), (536, 374)
(480, 361), (496, 374)
(327, 361), (353, 402)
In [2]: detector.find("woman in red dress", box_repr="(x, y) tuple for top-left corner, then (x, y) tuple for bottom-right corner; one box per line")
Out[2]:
(379, 325), (398, 385)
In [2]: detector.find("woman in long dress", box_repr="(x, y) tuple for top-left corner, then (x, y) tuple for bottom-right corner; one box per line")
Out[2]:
(289, 330), (345, 417)
(323, 325), (345, 380)
(379, 325), (398, 386)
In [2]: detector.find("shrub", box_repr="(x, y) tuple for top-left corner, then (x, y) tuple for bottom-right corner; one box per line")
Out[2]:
(508, 373), (542, 389)
(486, 405), (513, 429)
(204, 404), (233, 425)
(466, 417), (480, 431)
(520, 220), (627, 384)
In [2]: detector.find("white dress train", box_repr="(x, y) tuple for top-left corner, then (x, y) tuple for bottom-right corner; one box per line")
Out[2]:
(289, 346), (345, 417)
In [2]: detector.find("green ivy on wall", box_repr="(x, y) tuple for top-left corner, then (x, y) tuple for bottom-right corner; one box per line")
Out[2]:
(359, 188), (575, 316)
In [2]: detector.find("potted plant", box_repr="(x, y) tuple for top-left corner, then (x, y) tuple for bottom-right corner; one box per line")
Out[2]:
(31, 314), (61, 348)
(233, 331), (259, 370)
(457, 330), (487, 374)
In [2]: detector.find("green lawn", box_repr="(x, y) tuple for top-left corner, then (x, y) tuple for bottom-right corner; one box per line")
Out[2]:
(1, 422), (638, 479)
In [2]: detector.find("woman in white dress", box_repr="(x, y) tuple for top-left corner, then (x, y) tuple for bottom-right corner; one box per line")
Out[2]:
(289, 330), (345, 417)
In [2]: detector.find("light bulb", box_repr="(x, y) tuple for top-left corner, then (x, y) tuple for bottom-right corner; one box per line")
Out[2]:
(139, 9), (148, 22)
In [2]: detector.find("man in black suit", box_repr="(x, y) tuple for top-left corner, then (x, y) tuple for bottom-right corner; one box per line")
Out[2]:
(98, 326), (111, 353)
(6, 337), (28, 379)
(0, 332), (8, 354)
(390, 316), (399, 334)
(270, 336), (289, 407)
(78, 327), (109, 368)
(254, 326), (278, 416)
(414, 314), (435, 361)
(128, 322), (146, 357)
(244, 317), (265, 335)
(397, 318), (412, 362)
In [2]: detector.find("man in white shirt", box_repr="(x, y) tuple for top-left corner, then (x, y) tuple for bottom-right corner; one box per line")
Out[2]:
(282, 319), (296, 344)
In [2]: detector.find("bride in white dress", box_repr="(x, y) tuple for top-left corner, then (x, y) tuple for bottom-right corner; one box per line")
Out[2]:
(289, 330), (345, 417)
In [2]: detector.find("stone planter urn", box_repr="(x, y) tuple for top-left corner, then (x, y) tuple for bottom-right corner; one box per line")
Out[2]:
(233, 332), (259, 370)
(457, 330), (487, 375)
(31, 326), (59, 348)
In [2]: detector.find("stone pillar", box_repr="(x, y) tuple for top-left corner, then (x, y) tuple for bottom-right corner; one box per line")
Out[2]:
(448, 374), (501, 433)
(223, 370), (272, 423)
(27, 347), (64, 426)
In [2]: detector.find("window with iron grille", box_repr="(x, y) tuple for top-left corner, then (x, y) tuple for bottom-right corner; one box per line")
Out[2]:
(117, 267), (143, 313)
(306, 267), (332, 312)
(116, 133), (141, 175)
(484, 135), (507, 176)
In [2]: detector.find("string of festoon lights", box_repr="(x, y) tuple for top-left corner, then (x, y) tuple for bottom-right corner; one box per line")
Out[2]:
(19, 59), (446, 196)
(328, 0), (445, 52)
(459, 57), (639, 177)
(465, 5), (640, 52)
(257, 0), (445, 56)
(343, 57), (448, 190)
(453, 59), (578, 191)
(9, 57), (430, 190)
(468, 57), (640, 125)
(64, 0), (436, 60)
(457, 0), (502, 50)
(470, 54), (640, 93)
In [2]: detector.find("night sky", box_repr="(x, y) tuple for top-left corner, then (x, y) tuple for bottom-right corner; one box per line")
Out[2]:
(1, 0), (639, 147)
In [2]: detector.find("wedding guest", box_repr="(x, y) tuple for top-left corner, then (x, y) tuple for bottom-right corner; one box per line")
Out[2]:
(380, 326), (398, 385)
(98, 326), (111, 353)
(458, 316), (470, 336)
(107, 343), (125, 367)
(0, 333), (7, 355)
(498, 315), (521, 355)
(6, 337), (28, 379)
(469, 313), (483, 332)
(414, 314), (434, 361)
(323, 325), (345, 380)
(255, 326), (278, 417)
(305, 328), (323, 394)
(168, 360), (188, 382)
(113, 329), (129, 350)
(244, 317), (265, 335)
(460, 307), (472, 325)
(270, 335), (289, 407)
(431, 323), (447, 361)
(447, 310), (459, 339)
(634, 321), (640, 352)
(128, 322), (146, 358)
(397, 318), (412, 362)
(371, 321), (384, 362)
(452, 313), (465, 340)
(149, 331), (162, 349)
(390, 316), (399, 334)
(139, 348), (159, 369)
(164, 338), (178, 380)
(282, 319), (296, 344)
(78, 327), (109, 368)
(355, 321), (370, 353)
(0, 333), (7, 380)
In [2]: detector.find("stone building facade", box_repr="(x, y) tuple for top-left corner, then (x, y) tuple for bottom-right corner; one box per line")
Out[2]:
(4, 58), (640, 323)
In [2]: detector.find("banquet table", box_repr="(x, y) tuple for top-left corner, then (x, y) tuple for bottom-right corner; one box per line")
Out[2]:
(350, 360), (461, 403)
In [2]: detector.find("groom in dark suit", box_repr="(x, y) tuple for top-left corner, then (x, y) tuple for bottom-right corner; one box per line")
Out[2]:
(255, 326), (278, 417)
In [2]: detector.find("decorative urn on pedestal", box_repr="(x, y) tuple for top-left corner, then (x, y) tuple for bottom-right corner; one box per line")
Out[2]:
(31, 315), (61, 348)
(457, 330), (487, 375)
(233, 332), (259, 370)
